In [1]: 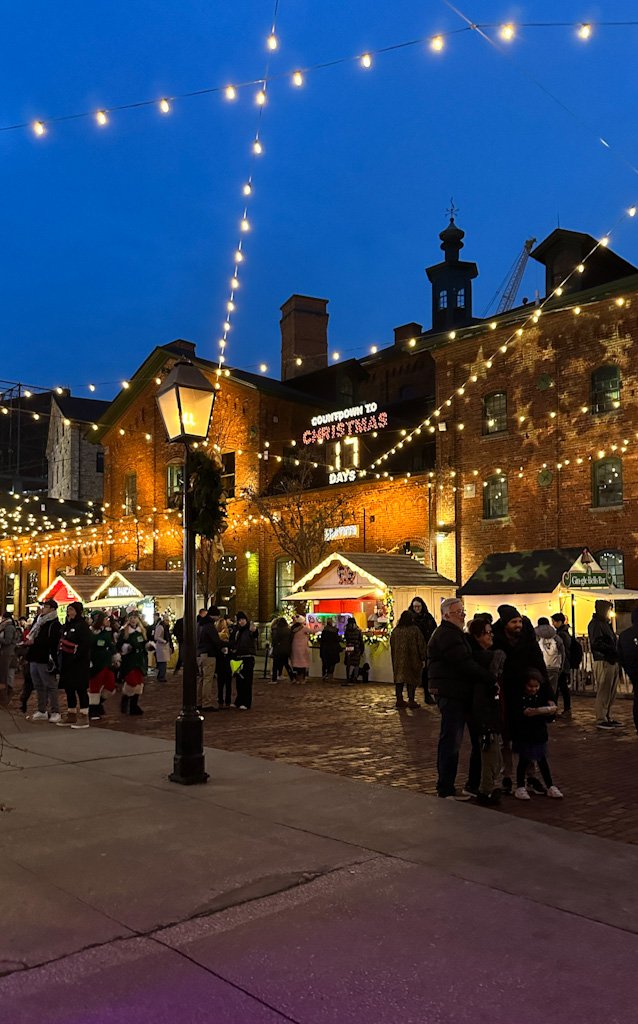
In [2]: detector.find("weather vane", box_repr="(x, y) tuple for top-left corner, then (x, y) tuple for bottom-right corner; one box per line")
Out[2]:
(446, 197), (459, 222)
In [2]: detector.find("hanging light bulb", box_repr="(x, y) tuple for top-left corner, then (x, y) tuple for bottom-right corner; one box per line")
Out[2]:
(33, 120), (45, 136)
(88, 384), (96, 392)
(259, 363), (268, 373)
(256, 90), (267, 106)
(360, 53), (372, 68)
(629, 207), (637, 218)
(243, 182), (252, 196)
(600, 236), (610, 247)
(332, 352), (340, 361)
(225, 85), (237, 100)
(159, 98), (171, 113)
(231, 275), (240, 289)
(267, 33), (278, 50)
(430, 35), (444, 52)
(499, 23), (515, 41)
(577, 23), (592, 40)
(370, 345), (378, 354)
(240, 217), (250, 232)
(96, 110), (108, 126)
(253, 139), (263, 154)
(235, 249), (244, 262)
(292, 71), (304, 87)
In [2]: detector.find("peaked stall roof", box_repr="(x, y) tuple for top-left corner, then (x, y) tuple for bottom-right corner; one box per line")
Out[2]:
(459, 548), (584, 596)
(291, 552), (455, 592)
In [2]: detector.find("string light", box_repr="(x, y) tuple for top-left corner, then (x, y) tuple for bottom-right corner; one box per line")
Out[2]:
(360, 53), (372, 68)
(32, 120), (45, 136)
(225, 85), (237, 100)
(267, 33), (278, 51)
(159, 98), (171, 113)
(256, 90), (267, 106)
(292, 71), (304, 87)
(499, 23), (516, 41)
(577, 23), (592, 40)
(96, 110), (108, 126)
(430, 35), (445, 52)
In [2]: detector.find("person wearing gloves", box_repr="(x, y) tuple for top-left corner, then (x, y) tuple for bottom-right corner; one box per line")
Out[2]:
(57, 601), (93, 728)
(88, 611), (117, 721)
(25, 599), (62, 722)
(229, 611), (258, 709)
(116, 607), (149, 715)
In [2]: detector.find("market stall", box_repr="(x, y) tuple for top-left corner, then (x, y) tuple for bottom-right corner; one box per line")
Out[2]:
(37, 573), (103, 611)
(87, 570), (193, 622)
(287, 551), (456, 681)
(459, 547), (638, 634)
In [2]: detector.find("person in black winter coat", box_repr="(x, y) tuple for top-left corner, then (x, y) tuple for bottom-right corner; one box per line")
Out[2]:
(467, 617), (506, 806)
(617, 608), (638, 735)
(25, 599), (62, 722)
(57, 601), (92, 728)
(343, 618), (366, 685)
(319, 619), (341, 679)
(229, 612), (258, 709)
(510, 669), (562, 800)
(197, 612), (225, 711)
(588, 600), (621, 729)
(270, 617), (293, 682)
(491, 604), (549, 794)
(409, 596), (437, 704)
(427, 598), (493, 799)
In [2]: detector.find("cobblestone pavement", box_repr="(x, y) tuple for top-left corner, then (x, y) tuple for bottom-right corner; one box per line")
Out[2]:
(13, 670), (638, 844)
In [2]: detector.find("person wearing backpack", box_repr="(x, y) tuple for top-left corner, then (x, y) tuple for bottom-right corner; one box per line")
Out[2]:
(534, 618), (566, 703)
(551, 612), (577, 715)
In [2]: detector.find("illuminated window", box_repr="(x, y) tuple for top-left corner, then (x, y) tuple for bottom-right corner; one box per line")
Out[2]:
(166, 463), (184, 506)
(456, 287), (465, 309)
(26, 570), (39, 604)
(221, 452), (235, 498)
(592, 457), (623, 508)
(438, 289), (448, 310)
(483, 392), (507, 435)
(591, 365), (621, 413)
(123, 473), (137, 515)
(483, 474), (508, 519)
(595, 549), (624, 588)
(217, 553), (236, 614)
(275, 557), (295, 610)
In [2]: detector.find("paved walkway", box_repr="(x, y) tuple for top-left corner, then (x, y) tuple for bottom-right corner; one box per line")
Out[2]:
(12, 668), (638, 845)
(0, 719), (637, 1022)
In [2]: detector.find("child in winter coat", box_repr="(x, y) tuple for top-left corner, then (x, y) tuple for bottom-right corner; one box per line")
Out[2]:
(511, 669), (563, 800)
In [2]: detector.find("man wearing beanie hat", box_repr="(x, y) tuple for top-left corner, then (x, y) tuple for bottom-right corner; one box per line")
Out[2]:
(492, 604), (548, 793)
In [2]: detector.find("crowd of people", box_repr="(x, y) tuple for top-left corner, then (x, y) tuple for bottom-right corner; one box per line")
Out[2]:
(1, 594), (636, 789)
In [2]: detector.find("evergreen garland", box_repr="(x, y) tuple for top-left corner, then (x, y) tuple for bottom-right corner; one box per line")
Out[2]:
(189, 450), (228, 540)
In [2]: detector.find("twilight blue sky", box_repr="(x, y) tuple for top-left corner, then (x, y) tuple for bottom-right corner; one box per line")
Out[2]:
(3, 1), (638, 396)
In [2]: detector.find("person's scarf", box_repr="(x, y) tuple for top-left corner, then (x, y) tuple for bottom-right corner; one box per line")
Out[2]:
(27, 608), (58, 643)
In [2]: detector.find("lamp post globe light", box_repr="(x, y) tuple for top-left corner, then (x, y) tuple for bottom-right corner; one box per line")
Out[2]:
(156, 360), (216, 785)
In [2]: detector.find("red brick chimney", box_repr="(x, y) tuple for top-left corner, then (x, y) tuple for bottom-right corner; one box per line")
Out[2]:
(280, 295), (329, 380)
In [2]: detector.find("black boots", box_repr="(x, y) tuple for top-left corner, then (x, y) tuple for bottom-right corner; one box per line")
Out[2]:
(120, 695), (130, 714)
(129, 694), (144, 716)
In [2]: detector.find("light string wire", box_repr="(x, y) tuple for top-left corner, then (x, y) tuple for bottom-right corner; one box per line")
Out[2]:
(10, 19), (636, 138)
(217, 0), (282, 379)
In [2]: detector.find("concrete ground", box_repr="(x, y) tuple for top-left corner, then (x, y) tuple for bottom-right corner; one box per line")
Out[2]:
(65, 670), (638, 845)
(1, 713), (637, 1023)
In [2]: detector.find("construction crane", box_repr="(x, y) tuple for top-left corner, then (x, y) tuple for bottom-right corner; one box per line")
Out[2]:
(482, 238), (536, 316)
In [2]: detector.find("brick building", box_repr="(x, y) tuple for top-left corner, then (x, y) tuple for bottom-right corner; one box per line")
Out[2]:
(47, 393), (109, 503)
(3, 218), (638, 617)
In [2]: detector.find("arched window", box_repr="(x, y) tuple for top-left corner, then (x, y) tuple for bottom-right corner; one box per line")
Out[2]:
(482, 391), (507, 435)
(592, 457), (623, 508)
(591, 365), (621, 414)
(166, 463), (184, 506)
(595, 550), (625, 588)
(483, 474), (508, 519)
(438, 289), (448, 310)
(275, 557), (295, 611)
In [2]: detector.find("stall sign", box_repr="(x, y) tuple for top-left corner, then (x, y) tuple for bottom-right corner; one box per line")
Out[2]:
(324, 524), (360, 541)
(562, 571), (613, 589)
(107, 585), (139, 598)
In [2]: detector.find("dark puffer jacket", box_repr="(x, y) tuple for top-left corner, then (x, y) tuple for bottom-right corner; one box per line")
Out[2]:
(59, 616), (92, 688)
(427, 621), (493, 703)
(587, 601), (618, 664)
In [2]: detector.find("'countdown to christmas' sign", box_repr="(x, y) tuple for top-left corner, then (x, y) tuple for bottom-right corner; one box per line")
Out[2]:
(302, 402), (388, 446)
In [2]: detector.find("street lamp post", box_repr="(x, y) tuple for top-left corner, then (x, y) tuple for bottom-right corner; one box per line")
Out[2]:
(156, 360), (216, 785)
